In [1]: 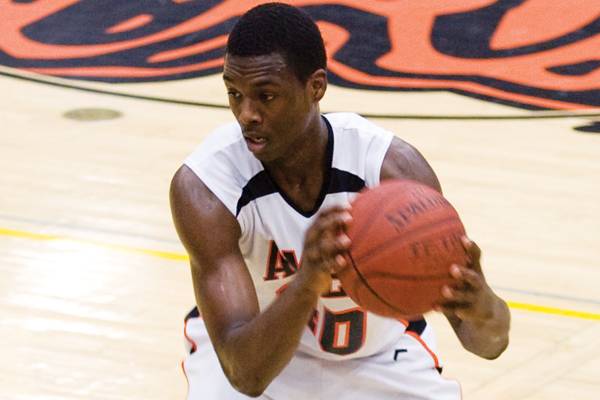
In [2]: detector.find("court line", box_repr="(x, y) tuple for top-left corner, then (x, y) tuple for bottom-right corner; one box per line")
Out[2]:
(494, 285), (600, 306)
(506, 301), (600, 321)
(2, 69), (599, 120)
(0, 213), (180, 244)
(0, 227), (187, 261)
(2, 227), (599, 322)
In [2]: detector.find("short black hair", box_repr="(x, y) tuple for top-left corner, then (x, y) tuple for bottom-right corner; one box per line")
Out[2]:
(226, 2), (327, 83)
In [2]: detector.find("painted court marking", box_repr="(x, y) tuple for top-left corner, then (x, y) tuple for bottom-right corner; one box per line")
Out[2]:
(0, 227), (186, 261)
(2, 226), (599, 322)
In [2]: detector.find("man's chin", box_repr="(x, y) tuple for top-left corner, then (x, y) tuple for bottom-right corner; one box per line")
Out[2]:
(245, 137), (269, 155)
(247, 146), (273, 163)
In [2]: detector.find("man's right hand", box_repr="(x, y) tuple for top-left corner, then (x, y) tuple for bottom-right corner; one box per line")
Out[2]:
(296, 205), (353, 295)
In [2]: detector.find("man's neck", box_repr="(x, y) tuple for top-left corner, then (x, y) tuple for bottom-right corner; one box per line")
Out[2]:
(265, 114), (328, 183)
(264, 115), (329, 212)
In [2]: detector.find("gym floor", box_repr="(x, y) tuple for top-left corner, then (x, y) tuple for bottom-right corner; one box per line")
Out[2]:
(1, 1), (599, 399)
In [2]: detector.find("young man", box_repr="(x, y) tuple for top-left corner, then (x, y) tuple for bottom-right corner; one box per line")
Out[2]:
(170, 3), (510, 399)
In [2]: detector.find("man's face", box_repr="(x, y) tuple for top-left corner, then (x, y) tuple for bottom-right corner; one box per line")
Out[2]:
(223, 52), (316, 163)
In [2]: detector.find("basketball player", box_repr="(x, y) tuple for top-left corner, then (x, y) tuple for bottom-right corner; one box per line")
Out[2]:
(170, 3), (510, 399)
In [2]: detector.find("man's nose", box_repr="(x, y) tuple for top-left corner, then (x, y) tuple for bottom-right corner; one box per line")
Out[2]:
(238, 98), (262, 127)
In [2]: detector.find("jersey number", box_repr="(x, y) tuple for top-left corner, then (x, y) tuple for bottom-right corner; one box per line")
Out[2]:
(319, 307), (365, 355)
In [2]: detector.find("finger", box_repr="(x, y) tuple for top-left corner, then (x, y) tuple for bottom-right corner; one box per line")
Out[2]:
(304, 210), (352, 245)
(331, 254), (349, 273)
(321, 223), (353, 253)
(461, 237), (482, 269)
(307, 206), (352, 239)
(314, 210), (353, 237)
(436, 303), (471, 321)
(303, 246), (340, 273)
(318, 232), (351, 259)
(457, 267), (483, 291)
(447, 264), (470, 292)
(316, 205), (352, 221)
(324, 252), (352, 275)
(302, 246), (324, 266)
(302, 241), (349, 277)
(437, 306), (470, 321)
(449, 264), (482, 291)
(440, 285), (478, 306)
(308, 222), (353, 264)
(437, 298), (473, 311)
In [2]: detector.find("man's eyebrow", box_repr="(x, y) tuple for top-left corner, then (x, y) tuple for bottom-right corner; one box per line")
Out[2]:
(253, 79), (281, 87)
(222, 75), (282, 87)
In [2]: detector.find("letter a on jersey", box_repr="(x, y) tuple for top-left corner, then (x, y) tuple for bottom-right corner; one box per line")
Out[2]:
(264, 241), (299, 281)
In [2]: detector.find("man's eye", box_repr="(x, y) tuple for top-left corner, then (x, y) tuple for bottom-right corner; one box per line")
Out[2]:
(228, 91), (241, 99)
(261, 93), (275, 102)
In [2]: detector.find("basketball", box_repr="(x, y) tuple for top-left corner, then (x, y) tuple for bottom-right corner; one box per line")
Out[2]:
(338, 179), (468, 320)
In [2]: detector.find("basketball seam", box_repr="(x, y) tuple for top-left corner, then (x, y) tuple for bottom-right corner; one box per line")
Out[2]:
(347, 252), (412, 316)
(364, 272), (450, 281)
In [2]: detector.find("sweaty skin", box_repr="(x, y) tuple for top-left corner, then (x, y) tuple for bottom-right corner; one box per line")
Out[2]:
(170, 52), (510, 397)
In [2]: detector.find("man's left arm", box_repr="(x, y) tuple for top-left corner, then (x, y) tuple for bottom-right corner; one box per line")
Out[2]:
(380, 136), (510, 359)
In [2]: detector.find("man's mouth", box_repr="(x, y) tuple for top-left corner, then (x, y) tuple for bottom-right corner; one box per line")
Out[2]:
(245, 136), (267, 144)
(243, 134), (268, 153)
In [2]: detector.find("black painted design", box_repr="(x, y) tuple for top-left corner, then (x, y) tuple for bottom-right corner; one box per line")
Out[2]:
(547, 60), (600, 77)
(574, 121), (600, 134)
(1, 1), (596, 109)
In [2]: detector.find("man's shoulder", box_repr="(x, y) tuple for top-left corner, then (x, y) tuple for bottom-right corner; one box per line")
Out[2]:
(325, 112), (393, 149)
(196, 121), (245, 154)
(325, 112), (388, 136)
(184, 121), (254, 171)
(325, 112), (368, 129)
(181, 122), (259, 217)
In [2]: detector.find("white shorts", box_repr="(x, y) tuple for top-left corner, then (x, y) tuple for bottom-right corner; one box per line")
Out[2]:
(182, 309), (461, 400)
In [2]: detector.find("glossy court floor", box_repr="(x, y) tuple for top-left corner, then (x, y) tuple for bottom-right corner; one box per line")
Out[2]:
(1, 2), (600, 399)
(2, 66), (599, 399)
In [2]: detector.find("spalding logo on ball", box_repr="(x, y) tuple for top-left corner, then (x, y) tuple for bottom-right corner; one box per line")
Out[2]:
(338, 180), (468, 320)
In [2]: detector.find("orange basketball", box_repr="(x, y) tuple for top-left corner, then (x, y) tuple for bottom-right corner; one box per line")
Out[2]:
(339, 179), (468, 320)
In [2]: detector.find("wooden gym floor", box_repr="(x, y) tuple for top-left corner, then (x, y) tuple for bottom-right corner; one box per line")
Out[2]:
(1, 66), (599, 399)
(1, 1), (599, 398)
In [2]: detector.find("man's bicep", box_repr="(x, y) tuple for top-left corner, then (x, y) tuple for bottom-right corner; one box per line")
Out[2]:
(189, 255), (260, 349)
(380, 137), (442, 193)
(170, 165), (260, 345)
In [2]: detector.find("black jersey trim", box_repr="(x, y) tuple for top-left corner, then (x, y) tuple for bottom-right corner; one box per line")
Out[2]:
(328, 168), (365, 194)
(406, 318), (427, 335)
(266, 116), (335, 218)
(184, 306), (200, 322)
(406, 318), (442, 372)
(235, 116), (365, 217)
(236, 170), (277, 216)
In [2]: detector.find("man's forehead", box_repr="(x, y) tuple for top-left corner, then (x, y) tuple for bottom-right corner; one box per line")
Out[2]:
(223, 53), (291, 81)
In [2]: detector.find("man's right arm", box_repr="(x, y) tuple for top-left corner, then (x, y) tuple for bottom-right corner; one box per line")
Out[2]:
(170, 165), (350, 397)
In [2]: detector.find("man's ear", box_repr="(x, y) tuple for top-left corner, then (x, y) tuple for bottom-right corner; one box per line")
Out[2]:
(308, 69), (327, 102)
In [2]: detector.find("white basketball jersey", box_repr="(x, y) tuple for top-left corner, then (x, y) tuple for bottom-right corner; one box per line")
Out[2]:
(184, 112), (436, 362)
